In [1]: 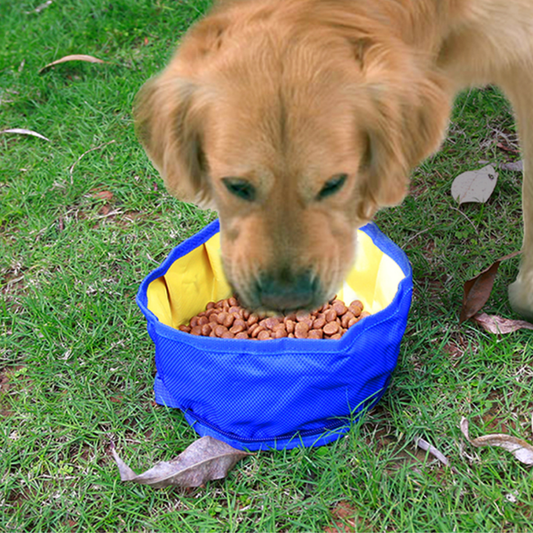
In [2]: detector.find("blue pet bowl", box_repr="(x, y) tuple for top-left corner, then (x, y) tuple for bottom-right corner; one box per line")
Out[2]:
(137, 220), (412, 451)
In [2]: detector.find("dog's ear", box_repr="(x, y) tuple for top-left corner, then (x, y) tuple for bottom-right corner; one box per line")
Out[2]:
(357, 41), (452, 209)
(133, 74), (213, 208)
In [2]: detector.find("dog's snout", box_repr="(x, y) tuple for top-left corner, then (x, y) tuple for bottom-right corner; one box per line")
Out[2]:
(256, 269), (319, 311)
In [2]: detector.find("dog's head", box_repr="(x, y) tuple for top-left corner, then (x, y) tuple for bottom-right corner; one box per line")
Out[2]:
(135, 1), (452, 311)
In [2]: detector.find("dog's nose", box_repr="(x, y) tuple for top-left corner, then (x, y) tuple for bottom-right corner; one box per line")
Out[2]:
(256, 269), (318, 311)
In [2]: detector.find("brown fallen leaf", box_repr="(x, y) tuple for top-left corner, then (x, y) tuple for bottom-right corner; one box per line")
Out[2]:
(460, 418), (533, 466)
(90, 189), (114, 202)
(39, 54), (105, 73)
(472, 312), (533, 334)
(110, 436), (251, 488)
(0, 128), (50, 142)
(497, 142), (520, 154)
(459, 251), (520, 324)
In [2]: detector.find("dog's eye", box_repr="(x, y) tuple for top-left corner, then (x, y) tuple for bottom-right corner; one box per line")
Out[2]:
(318, 173), (348, 200)
(222, 178), (256, 201)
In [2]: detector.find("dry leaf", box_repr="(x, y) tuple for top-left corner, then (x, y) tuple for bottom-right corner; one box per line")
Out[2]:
(325, 502), (359, 533)
(91, 190), (113, 201)
(451, 164), (498, 205)
(39, 54), (105, 73)
(459, 251), (520, 324)
(497, 142), (520, 154)
(111, 436), (251, 488)
(0, 128), (50, 142)
(460, 418), (533, 465)
(500, 160), (523, 172)
(472, 312), (533, 334)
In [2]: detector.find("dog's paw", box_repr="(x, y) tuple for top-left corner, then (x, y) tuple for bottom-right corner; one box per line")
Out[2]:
(508, 271), (533, 320)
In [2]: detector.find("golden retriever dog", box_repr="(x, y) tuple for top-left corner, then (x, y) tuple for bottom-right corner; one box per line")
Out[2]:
(134, 0), (533, 318)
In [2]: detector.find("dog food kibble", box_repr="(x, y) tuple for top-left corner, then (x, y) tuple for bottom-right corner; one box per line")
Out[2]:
(178, 296), (371, 340)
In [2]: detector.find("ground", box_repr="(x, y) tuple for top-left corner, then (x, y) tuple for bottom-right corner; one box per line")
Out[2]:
(1, 1), (532, 531)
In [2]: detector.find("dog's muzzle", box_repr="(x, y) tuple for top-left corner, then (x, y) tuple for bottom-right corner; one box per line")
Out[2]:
(253, 268), (322, 312)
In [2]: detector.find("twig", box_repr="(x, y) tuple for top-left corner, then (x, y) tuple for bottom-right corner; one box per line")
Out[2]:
(69, 140), (116, 184)
(449, 205), (478, 233)
(24, 0), (53, 14)
(406, 228), (430, 244)
(415, 437), (459, 473)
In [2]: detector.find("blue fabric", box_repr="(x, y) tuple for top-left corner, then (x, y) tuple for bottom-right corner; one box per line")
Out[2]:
(137, 220), (412, 451)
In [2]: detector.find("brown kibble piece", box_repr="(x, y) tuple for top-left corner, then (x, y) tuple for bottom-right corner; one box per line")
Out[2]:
(332, 300), (348, 316)
(349, 300), (363, 316)
(329, 333), (342, 340)
(264, 316), (281, 330)
(257, 330), (271, 340)
(223, 313), (235, 328)
(323, 321), (340, 335)
(230, 319), (246, 334)
(308, 329), (323, 339)
(214, 325), (228, 337)
(221, 331), (235, 339)
(252, 326), (265, 339)
(247, 313), (259, 326)
(229, 297), (238, 307)
(273, 328), (288, 339)
(285, 319), (295, 334)
(235, 332), (249, 339)
(341, 312), (355, 329)
(201, 323), (212, 336)
(325, 309), (337, 322)
(294, 322), (309, 339)
(313, 314), (326, 329)
(179, 325), (191, 333)
(191, 325), (203, 336)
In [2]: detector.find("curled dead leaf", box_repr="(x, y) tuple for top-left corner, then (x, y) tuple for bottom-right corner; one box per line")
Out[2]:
(0, 128), (50, 142)
(459, 251), (520, 324)
(460, 417), (533, 466)
(39, 54), (106, 73)
(472, 313), (533, 334)
(111, 436), (252, 488)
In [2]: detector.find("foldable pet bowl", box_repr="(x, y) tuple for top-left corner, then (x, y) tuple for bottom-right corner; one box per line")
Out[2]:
(137, 220), (412, 451)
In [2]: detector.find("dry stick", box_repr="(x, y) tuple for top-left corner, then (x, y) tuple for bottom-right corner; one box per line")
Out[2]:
(69, 140), (116, 184)
(449, 205), (478, 233)
(415, 437), (459, 474)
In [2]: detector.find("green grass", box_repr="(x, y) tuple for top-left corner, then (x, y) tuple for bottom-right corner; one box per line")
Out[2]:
(1, 1), (533, 531)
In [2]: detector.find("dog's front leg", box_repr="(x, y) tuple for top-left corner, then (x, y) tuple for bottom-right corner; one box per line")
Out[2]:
(499, 70), (533, 319)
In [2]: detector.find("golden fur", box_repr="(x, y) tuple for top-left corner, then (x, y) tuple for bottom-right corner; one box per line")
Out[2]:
(135, 0), (533, 316)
